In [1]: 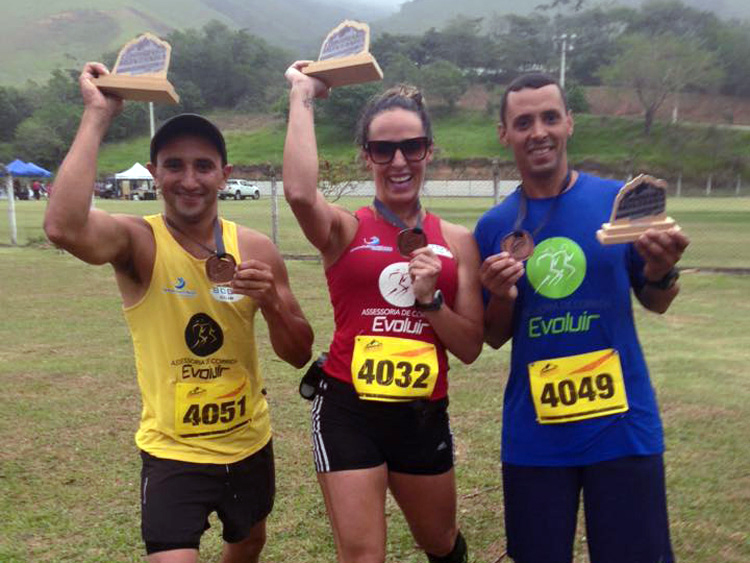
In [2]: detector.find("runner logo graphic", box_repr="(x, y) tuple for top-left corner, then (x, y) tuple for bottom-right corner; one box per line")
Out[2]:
(185, 313), (224, 356)
(526, 237), (586, 299)
(378, 262), (415, 307)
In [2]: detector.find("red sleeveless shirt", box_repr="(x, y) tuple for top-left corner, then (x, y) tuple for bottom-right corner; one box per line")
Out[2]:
(323, 207), (459, 400)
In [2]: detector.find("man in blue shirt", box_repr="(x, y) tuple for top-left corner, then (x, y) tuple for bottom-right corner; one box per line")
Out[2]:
(474, 73), (689, 563)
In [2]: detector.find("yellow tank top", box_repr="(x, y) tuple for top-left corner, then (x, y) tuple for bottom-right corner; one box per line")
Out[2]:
(124, 214), (271, 464)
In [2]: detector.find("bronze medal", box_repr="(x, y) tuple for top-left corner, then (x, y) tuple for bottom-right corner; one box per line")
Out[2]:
(501, 230), (535, 261)
(205, 253), (237, 284)
(397, 227), (427, 256)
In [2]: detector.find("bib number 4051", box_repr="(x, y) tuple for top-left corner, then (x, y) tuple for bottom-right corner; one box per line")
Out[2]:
(540, 373), (615, 408)
(183, 395), (247, 427)
(357, 358), (430, 389)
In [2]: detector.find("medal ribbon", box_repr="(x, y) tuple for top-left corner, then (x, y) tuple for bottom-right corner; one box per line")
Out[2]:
(511, 170), (572, 239)
(372, 198), (423, 232)
(165, 215), (227, 258)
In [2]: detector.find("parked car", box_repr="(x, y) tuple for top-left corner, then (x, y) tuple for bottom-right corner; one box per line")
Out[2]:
(220, 179), (260, 200)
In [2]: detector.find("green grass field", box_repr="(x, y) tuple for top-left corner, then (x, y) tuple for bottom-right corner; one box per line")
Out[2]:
(0, 199), (749, 562)
(2, 196), (749, 269)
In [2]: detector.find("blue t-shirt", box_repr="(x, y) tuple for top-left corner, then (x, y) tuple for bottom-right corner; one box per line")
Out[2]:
(474, 172), (664, 466)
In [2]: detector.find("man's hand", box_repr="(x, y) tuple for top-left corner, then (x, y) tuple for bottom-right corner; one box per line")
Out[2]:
(230, 259), (280, 309)
(635, 227), (690, 282)
(79, 62), (123, 120)
(479, 252), (525, 301)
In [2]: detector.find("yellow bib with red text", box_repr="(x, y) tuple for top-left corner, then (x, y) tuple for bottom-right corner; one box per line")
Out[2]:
(351, 336), (439, 402)
(528, 348), (629, 424)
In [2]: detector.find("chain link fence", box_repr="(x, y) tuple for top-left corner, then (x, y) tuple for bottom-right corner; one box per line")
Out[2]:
(2, 168), (748, 271)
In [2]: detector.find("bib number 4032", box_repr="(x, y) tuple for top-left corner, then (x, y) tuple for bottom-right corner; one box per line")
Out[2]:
(357, 358), (430, 389)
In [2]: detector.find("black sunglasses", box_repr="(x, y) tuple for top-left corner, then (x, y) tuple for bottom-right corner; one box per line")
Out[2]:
(364, 137), (432, 164)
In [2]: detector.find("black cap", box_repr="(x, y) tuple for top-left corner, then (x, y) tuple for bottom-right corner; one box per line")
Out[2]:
(150, 113), (227, 166)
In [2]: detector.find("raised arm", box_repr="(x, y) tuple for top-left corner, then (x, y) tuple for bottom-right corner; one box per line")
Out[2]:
(479, 253), (524, 349)
(410, 224), (485, 364)
(43, 62), (135, 267)
(232, 229), (313, 368)
(282, 62), (355, 258)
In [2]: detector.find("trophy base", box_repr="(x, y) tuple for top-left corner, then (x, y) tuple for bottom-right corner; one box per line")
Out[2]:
(596, 217), (678, 245)
(302, 53), (383, 88)
(92, 75), (180, 104)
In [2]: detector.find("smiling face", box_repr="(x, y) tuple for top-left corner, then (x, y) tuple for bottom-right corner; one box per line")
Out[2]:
(147, 134), (232, 223)
(363, 108), (432, 208)
(499, 84), (574, 183)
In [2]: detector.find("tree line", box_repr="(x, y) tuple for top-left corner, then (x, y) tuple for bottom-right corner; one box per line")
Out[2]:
(2, 0), (750, 169)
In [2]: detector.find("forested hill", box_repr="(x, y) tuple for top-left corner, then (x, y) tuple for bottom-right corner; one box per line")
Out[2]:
(0, 0), (389, 85)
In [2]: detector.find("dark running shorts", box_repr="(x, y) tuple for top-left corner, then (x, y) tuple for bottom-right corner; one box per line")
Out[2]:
(140, 440), (275, 555)
(502, 454), (674, 563)
(310, 374), (454, 475)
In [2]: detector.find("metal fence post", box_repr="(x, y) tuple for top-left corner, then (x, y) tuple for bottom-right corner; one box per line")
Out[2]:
(492, 159), (500, 205)
(4, 170), (17, 246)
(271, 170), (279, 247)
(706, 175), (712, 196)
(676, 173), (682, 197)
(736, 174), (741, 196)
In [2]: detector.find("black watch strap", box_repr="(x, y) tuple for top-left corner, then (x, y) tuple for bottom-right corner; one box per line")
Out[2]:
(415, 289), (443, 311)
(645, 268), (680, 290)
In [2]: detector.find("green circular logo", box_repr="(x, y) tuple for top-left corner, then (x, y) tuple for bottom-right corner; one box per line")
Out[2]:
(526, 237), (586, 299)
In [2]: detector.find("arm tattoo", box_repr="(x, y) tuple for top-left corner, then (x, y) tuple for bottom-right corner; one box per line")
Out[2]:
(303, 96), (315, 110)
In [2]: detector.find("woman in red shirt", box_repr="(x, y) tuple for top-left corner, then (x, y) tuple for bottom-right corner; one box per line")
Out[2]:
(283, 61), (484, 563)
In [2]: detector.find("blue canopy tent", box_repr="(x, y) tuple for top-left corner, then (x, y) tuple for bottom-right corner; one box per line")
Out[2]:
(1, 159), (52, 177)
(1, 158), (53, 244)
(26, 162), (52, 178)
(2, 159), (35, 176)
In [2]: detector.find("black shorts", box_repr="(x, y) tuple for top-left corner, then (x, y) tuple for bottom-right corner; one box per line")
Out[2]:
(140, 440), (275, 555)
(502, 454), (673, 563)
(310, 374), (454, 475)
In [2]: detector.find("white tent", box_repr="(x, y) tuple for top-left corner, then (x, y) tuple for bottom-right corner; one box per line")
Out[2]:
(114, 162), (155, 199)
(115, 162), (153, 180)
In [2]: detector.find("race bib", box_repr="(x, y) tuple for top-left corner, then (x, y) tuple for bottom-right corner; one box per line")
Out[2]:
(351, 335), (439, 402)
(528, 348), (629, 424)
(175, 379), (251, 438)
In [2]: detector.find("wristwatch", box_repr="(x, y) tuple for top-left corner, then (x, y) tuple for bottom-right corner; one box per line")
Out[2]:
(415, 289), (444, 311)
(645, 268), (680, 290)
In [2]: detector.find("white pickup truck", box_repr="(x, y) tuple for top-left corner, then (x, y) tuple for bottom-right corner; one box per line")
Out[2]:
(220, 179), (261, 200)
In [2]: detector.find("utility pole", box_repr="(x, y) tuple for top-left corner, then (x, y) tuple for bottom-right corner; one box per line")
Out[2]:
(556, 33), (577, 89)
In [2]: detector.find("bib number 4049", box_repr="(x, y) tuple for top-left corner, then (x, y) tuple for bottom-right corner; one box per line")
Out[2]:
(540, 373), (615, 408)
(357, 358), (430, 389)
(529, 348), (629, 424)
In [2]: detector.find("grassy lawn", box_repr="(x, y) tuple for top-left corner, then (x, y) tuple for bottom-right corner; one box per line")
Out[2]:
(0, 197), (748, 561)
(2, 196), (749, 269)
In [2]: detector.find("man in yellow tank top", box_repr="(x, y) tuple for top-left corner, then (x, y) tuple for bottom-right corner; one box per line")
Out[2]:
(44, 62), (314, 563)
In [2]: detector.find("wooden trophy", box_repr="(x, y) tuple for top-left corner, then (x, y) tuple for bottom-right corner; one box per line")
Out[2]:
(596, 174), (680, 245)
(93, 33), (179, 104)
(302, 20), (383, 88)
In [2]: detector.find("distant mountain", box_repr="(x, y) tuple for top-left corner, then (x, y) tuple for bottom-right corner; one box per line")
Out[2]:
(372, 0), (535, 35)
(0, 0), (393, 85)
(3, 0), (748, 86)
(373, 0), (750, 36)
